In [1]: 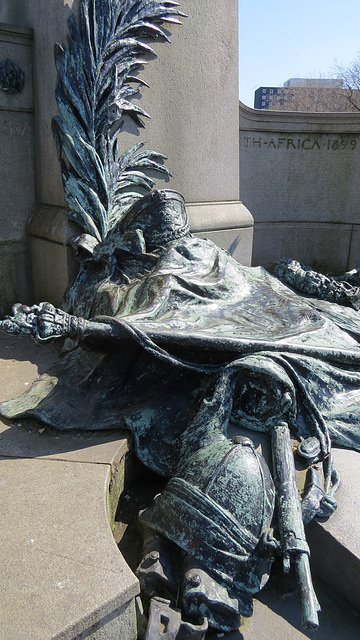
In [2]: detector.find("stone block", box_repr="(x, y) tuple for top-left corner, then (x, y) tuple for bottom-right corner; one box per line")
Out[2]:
(0, 110), (35, 243)
(29, 236), (79, 307)
(0, 25), (34, 244)
(239, 103), (360, 271)
(252, 222), (352, 274)
(347, 224), (360, 269)
(188, 200), (254, 265)
(0, 243), (33, 315)
(27, 205), (81, 306)
(0, 331), (139, 640)
(112, 0), (240, 204)
(187, 201), (253, 233)
(306, 448), (360, 614)
(0, 459), (139, 640)
(194, 227), (254, 266)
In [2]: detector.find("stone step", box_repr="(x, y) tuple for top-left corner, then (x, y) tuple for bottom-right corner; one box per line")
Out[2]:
(218, 575), (360, 640)
(306, 447), (360, 614)
(0, 334), (139, 639)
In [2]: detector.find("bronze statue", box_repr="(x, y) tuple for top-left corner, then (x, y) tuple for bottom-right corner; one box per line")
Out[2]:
(1, 1), (360, 637)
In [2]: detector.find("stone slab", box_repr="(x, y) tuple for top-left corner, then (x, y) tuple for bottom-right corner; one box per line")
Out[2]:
(18, 0), (240, 208)
(251, 222), (352, 274)
(0, 109), (35, 243)
(188, 201), (254, 266)
(239, 102), (360, 273)
(187, 201), (253, 233)
(306, 448), (360, 614)
(0, 332), (139, 639)
(0, 332), (59, 400)
(0, 467), (138, 640)
(29, 236), (79, 307)
(0, 417), (128, 464)
(194, 227), (254, 266)
(117, 0), (240, 204)
(217, 576), (360, 640)
(347, 224), (360, 270)
(0, 243), (33, 316)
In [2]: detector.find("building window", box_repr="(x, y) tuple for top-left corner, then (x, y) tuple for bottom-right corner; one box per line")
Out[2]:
(262, 101), (266, 106)
(277, 89), (281, 94)
(270, 88), (274, 93)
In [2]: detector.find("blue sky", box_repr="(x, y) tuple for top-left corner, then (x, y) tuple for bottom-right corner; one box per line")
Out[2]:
(239, 0), (360, 107)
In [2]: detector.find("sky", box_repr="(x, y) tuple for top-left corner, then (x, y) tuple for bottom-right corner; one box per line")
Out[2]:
(239, 0), (360, 107)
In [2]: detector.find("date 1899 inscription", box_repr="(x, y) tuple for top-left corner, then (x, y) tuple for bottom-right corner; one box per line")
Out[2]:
(241, 135), (358, 151)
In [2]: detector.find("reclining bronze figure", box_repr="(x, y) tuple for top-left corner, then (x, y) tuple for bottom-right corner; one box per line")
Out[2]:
(1, 1), (360, 637)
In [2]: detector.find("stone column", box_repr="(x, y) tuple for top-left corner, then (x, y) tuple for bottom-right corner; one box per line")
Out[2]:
(4, 0), (253, 305)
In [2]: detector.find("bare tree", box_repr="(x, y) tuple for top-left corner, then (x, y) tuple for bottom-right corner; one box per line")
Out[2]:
(266, 82), (358, 113)
(334, 54), (360, 112)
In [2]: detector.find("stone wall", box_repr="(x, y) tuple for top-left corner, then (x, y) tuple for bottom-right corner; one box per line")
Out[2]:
(0, 21), (34, 315)
(240, 101), (360, 274)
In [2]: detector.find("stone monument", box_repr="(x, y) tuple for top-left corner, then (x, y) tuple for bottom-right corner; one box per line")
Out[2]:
(1, 1), (360, 638)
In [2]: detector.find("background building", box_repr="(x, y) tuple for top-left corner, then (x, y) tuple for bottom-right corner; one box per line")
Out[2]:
(254, 78), (360, 112)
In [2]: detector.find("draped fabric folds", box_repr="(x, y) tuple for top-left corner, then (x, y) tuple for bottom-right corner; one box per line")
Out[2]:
(2, 234), (360, 473)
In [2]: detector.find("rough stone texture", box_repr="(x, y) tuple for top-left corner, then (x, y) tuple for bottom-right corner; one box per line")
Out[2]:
(240, 102), (360, 271)
(218, 576), (360, 640)
(119, 0), (240, 204)
(0, 333), (139, 639)
(194, 227), (254, 267)
(0, 243), (33, 315)
(0, 23), (34, 312)
(252, 222), (353, 274)
(0, 108), (35, 241)
(0, 461), (138, 640)
(13, 0), (242, 208)
(306, 448), (360, 614)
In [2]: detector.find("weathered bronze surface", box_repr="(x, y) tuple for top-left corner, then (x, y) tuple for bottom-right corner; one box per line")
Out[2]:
(1, 1), (360, 636)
